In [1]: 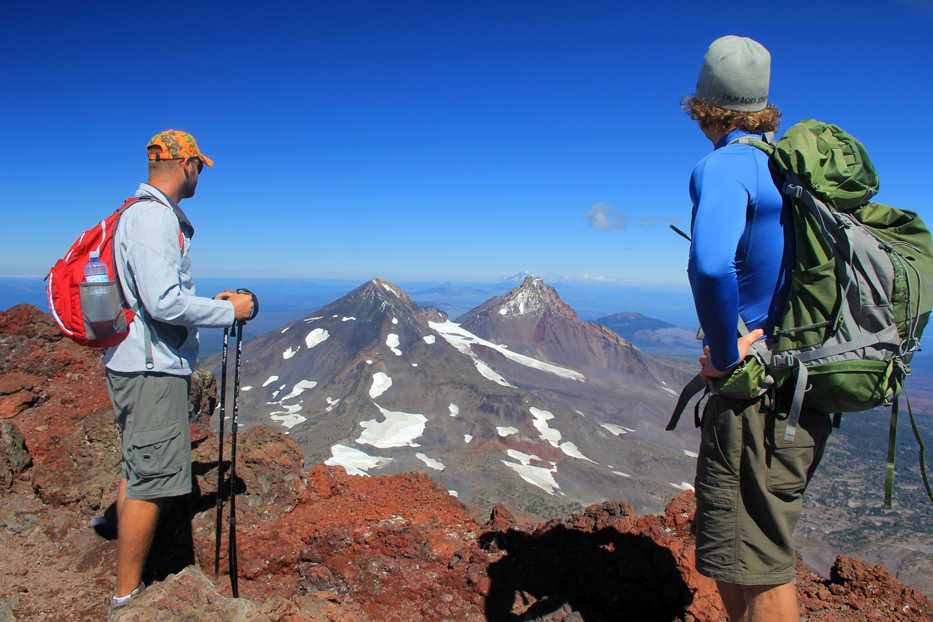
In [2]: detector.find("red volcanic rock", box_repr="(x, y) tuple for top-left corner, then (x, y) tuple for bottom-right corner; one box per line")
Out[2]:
(0, 303), (60, 338)
(484, 503), (518, 532)
(191, 451), (488, 622)
(0, 304), (112, 467)
(0, 421), (31, 488)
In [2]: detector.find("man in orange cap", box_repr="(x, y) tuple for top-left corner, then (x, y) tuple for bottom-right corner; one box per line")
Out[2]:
(103, 130), (253, 610)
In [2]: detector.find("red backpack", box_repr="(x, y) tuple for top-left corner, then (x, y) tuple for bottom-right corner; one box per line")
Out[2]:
(46, 197), (182, 347)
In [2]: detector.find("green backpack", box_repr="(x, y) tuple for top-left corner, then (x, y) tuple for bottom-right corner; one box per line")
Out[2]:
(669, 120), (933, 507)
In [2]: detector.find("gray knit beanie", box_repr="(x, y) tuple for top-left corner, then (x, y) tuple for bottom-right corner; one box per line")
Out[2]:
(695, 35), (770, 112)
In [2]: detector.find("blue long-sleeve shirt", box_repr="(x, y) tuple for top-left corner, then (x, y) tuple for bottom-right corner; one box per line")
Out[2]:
(688, 128), (792, 371)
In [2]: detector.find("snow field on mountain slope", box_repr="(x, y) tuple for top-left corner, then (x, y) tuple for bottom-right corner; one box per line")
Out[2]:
(325, 444), (392, 476)
(369, 372), (392, 399)
(427, 319), (584, 383)
(305, 328), (329, 348)
(386, 333), (402, 356)
(496, 283), (545, 316)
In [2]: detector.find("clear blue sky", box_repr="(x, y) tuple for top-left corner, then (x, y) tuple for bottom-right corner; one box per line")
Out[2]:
(2, 0), (931, 284)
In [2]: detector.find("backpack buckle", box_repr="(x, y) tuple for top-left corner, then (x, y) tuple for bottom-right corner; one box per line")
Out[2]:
(782, 183), (804, 199)
(771, 353), (796, 369)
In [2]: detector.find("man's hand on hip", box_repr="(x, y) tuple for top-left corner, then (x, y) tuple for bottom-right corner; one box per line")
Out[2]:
(699, 328), (766, 380)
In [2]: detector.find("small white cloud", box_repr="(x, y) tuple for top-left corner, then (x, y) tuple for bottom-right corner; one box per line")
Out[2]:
(581, 274), (617, 283)
(586, 202), (627, 231)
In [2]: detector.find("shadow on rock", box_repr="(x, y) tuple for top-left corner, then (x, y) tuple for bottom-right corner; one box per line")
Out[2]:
(482, 525), (691, 621)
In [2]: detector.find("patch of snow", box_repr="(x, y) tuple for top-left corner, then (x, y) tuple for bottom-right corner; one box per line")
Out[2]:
(683, 449), (698, 458)
(662, 386), (677, 396)
(448, 403), (459, 417)
(529, 407), (561, 446)
(282, 346), (298, 360)
(448, 490), (458, 498)
(416, 453), (445, 471)
(262, 375), (279, 388)
(474, 359), (513, 387)
(559, 441), (595, 462)
(369, 372), (392, 399)
(497, 426), (519, 437)
(497, 286), (548, 317)
(671, 482), (695, 492)
(386, 333), (402, 356)
(411, 363), (418, 367)
(280, 326), (290, 334)
(464, 434), (473, 443)
(574, 409), (585, 417)
(325, 397), (341, 412)
(325, 444), (392, 476)
(303, 316), (323, 322)
(356, 404), (427, 448)
(270, 402), (306, 429)
(341, 316), (356, 322)
(506, 449), (542, 466)
(600, 423), (635, 437)
(613, 471), (631, 478)
(501, 460), (560, 495)
(423, 335), (435, 345)
(428, 320), (584, 384)
(381, 282), (400, 297)
(241, 386), (252, 391)
(332, 314), (338, 318)
(392, 317), (398, 325)
(271, 390), (280, 400)
(305, 328), (329, 348)
(281, 379), (317, 401)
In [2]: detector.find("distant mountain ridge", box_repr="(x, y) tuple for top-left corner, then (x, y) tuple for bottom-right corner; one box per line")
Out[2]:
(595, 311), (701, 358)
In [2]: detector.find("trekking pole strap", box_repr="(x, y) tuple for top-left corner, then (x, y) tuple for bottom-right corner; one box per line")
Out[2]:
(236, 288), (259, 322)
(667, 374), (708, 431)
(905, 390), (933, 505)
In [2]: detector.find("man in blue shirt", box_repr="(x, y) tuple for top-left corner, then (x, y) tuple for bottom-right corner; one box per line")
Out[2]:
(683, 36), (831, 621)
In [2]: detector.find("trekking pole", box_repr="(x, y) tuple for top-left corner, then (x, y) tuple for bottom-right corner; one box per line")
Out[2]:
(214, 325), (230, 581)
(226, 289), (258, 598)
(228, 320), (243, 597)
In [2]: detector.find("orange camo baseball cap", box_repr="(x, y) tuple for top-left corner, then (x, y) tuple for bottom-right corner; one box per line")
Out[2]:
(146, 129), (214, 167)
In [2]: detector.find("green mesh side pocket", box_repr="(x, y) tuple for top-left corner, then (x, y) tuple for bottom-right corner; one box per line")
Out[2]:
(713, 356), (771, 400)
(804, 359), (903, 413)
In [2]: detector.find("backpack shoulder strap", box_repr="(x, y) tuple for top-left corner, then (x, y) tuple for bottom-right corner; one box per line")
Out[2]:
(729, 132), (775, 153)
(112, 195), (184, 370)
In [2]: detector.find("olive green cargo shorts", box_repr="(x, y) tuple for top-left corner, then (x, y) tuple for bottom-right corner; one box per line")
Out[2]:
(693, 391), (831, 585)
(106, 370), (192, 501)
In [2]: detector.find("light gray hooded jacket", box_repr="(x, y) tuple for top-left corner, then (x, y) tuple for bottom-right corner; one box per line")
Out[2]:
(103, 183), (234, 376)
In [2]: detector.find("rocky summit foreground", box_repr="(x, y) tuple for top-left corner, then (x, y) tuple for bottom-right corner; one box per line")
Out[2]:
(1, 303), (931, 621)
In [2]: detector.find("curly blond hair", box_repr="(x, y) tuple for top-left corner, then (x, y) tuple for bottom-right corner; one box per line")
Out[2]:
(682, 96), (781, 134)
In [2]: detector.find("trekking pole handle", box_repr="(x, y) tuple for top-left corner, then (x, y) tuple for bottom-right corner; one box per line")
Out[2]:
(236, 288), (259, 323)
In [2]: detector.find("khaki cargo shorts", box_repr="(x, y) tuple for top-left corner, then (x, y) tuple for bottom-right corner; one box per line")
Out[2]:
(106, 370), (192, 501)
(693, 390), (831, 585)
